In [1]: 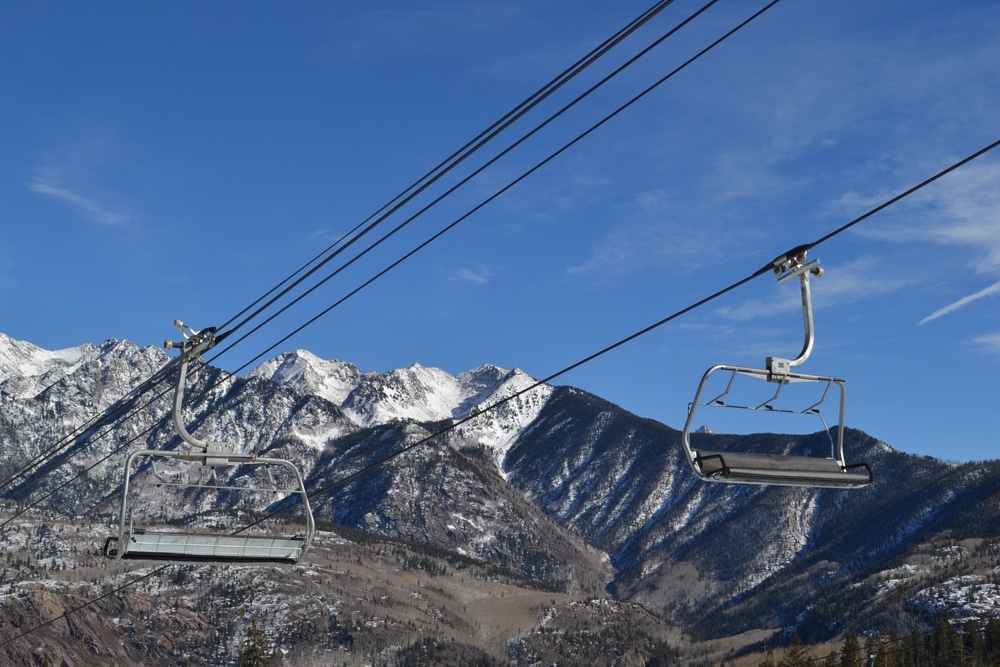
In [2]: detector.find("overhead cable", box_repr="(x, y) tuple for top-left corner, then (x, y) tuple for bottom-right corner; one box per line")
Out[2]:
(210, 0), (736, 370)
(237, 134), (1000, 532)
(0, 0), (684, 496)
(4, 132), (997, 654)
(212, 0), (681, 345)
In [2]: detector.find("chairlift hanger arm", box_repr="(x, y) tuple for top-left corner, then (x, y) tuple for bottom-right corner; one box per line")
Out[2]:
(766, 250), (823, 377)
(163, 320), (226, 456)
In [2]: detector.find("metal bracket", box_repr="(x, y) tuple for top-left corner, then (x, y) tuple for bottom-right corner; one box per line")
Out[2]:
(164, 320), (218, 359)
(163, 320), (228, 461)
(765, 250), (823, 380)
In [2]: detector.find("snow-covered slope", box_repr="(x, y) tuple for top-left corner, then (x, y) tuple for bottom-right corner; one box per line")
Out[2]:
(3, 331), (1000, 645)
(247, 350), (552, 460)
(248, 350), (361, 406)
(0, 333), (94, 398)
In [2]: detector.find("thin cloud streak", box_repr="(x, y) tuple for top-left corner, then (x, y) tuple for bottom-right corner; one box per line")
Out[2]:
(919, 280), (1000, 326)
(456, 264), (493, 285)
(28, 178), (136, 227)
(852, 162), (1000, 271)
(972, 332), (1000, 359)
(717, 256), (910, 322)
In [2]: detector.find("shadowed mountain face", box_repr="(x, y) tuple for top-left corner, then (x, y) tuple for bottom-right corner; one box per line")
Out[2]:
(2, 334), (999, 647)
(501, 386), (1000, 636)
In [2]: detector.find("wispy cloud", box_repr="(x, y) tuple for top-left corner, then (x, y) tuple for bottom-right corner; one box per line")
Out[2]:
(972, 332), (1000, 359)
(919, 280), (1000, 326)
(561, 14), (1000, 285)
(716, 256), (911, 322)
(28, 177), (137, 227)
(325, 4), (525, 59)
(455, 263), (494, 285)
(851, 161), (1000, 324)
(923, 163), (1000, 272)
(563, 186), (750, 282)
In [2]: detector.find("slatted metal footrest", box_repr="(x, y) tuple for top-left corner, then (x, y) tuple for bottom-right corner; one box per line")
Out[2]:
(105, 531), (308, 564)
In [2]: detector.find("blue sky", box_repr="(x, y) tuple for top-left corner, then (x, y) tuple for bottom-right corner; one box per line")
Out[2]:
(1, 1), (998, 463)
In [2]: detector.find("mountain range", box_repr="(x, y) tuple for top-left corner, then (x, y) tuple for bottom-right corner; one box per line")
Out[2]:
(2, 332), (999, 665)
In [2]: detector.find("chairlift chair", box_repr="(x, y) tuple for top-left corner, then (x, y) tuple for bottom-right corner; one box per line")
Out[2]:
(680, 252), (873, 488)
(104, 321), (316, 563)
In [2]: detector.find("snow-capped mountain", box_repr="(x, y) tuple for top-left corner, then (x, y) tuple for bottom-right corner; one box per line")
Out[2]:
(248, 349), (362, 406)
(249, 350), (553, 467)
(250, 351), (543, 425)
(2, 331), (1000, 655)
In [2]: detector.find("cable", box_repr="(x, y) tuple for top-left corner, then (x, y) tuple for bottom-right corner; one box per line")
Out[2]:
(211, 0), (719, 356)
(0, 0), (683, 497)
(237, 134), (1000, 531)
(209, 0), (737, 371)
(4, 133), (998, 654)
(213, 0), (680, 344)
(793, 137), (1000, 259)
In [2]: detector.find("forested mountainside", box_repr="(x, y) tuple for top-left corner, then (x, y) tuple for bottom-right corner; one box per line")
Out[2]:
(2, 334), (999, 665)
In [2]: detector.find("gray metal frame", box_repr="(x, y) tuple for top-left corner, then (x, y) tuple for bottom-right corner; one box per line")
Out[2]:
(105, 321), (316, 563)
(679, 253), (873, 489)
(107, 448), (315, 563)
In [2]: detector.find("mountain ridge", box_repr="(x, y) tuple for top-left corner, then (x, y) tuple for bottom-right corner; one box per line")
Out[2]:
(2, 331), (1000, 664)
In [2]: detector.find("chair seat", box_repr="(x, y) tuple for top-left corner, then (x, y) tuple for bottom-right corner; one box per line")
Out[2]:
(694, 450), (873, 488)
(116, 531), (307, 564)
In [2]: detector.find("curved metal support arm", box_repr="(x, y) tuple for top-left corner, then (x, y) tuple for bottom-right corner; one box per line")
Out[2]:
(164, 320), (224, 454)
(768, 251), (823, 376)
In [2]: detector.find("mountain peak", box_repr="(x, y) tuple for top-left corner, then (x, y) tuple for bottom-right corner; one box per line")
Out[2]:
(248, 350), (361, 406)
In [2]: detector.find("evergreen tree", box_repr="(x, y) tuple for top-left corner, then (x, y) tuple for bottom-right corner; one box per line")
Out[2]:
(984, 618), (1000, 666)
(840, 631), (862, 667)
(647, 639), (679, 667)
(779, 633), (809, 667)
(963, 618), (983, 666)
(929, 615), (961, 666)
(238, 617), (273, 667)
(874, 630), (899, 667)
(863, 635), (878, 667)
(901, 631), (924, 667)
(757, 650), (775, 667)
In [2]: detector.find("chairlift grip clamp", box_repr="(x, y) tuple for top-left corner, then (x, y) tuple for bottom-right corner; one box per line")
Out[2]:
(772, 250), (823, 284)
(766, 356), (792, 382)
(164, 320), (218, 359)
(767, 250), (824, 369)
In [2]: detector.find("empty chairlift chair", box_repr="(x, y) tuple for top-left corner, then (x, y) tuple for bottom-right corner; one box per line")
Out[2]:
(104, 321), (316, 564)
(680, 252), (873, 489)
